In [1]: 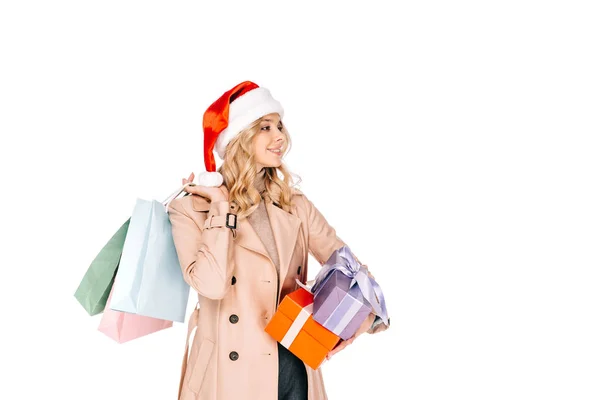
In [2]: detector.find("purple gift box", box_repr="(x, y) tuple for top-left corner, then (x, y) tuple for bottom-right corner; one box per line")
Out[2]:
(312, 270), (373, 340)
(298, 245), (389, 341)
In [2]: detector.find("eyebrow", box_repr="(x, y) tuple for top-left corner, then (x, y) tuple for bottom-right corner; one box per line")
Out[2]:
(261, 118), (282, 124)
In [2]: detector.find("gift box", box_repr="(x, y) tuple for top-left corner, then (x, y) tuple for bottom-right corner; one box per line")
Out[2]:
(265, 287), (340, 370)
(312, 271), (373, 340)
(310, 245), (390, 340)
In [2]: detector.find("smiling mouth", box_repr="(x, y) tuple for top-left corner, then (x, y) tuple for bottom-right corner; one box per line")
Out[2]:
(268, 147), (282, 155)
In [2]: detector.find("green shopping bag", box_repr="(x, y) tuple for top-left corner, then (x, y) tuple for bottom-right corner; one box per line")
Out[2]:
(74, 218), (131, 316)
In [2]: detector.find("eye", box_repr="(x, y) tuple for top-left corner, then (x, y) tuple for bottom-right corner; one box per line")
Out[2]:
(261, 126), (270, 131)
(278, 125), (283, 131)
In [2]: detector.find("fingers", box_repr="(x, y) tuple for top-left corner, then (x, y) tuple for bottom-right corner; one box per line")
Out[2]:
(182, 172), (195, 185)
(326, 338), (354, 359)
(327, 344), (344, 359)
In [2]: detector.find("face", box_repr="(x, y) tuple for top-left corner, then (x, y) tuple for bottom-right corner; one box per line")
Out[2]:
(253, 113), (286, 171)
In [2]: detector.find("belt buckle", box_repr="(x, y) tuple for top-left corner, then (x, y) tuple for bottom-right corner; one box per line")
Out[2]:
(225, 213), (237, 229)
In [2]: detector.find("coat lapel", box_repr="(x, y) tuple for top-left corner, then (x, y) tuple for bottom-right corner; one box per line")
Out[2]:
(235, 218), (270, 259)
(265, 201), (301, 287)
(234, 200), (301, 293)
(213, 185), (302, 292)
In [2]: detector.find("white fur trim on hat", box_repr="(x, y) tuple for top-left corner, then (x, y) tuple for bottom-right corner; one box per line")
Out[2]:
(215, 87), (284, 159)
(196, 171), (223, 187)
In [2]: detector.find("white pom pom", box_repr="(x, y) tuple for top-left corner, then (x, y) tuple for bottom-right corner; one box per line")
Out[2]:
(196, 171), (223, 187)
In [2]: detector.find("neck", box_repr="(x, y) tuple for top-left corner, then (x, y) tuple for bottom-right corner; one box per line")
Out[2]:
(254, 168), (267, 193)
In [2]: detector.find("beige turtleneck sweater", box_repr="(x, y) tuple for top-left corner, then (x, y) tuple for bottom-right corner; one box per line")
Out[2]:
(246, 170), (281, 282)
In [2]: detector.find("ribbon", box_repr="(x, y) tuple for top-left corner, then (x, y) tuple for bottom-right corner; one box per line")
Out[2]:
(323, 292), (366, 335)
(297, 245), (389, 327)
(280, 302), (313, 349)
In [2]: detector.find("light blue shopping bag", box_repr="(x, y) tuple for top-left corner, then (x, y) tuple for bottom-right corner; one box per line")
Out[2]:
(110, 185), (191, 323)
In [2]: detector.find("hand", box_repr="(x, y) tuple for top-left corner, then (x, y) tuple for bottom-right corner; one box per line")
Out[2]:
(181, 172), (228, 202)
(326, 313), (376, 360)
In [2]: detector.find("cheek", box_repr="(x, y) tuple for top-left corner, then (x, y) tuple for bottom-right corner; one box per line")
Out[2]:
(256, 134), (270, 149)
(253, 135), (269, 157)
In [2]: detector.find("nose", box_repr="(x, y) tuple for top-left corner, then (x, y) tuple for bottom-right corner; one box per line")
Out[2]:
(271, 132), (284, 146)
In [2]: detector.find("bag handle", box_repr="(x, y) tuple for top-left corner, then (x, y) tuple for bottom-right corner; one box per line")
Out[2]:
(163, 182), (195, 212)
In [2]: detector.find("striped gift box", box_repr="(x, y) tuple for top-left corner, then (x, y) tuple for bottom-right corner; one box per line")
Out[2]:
(265, 287), (341, 370)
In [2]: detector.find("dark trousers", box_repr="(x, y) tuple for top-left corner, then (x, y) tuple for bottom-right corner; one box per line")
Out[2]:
(278, 342), (308, 400)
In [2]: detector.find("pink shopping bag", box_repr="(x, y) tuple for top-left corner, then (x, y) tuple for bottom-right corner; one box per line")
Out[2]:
(98, 283), (172, 343)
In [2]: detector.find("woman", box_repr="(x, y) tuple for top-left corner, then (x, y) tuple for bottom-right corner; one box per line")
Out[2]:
(168, 81), (390, 400)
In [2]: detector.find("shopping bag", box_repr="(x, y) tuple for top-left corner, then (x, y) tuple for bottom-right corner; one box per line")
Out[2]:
(98, 282), (172, 343)
(109, 185), (191, 322)
(74, 218), (131, 316)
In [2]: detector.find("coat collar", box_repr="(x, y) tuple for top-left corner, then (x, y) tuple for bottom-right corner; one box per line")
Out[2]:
(191, 184), (301, 289)
(237, 202), (301, 281)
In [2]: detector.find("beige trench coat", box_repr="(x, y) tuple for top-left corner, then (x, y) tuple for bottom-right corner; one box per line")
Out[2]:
(168, 186), (388, 400)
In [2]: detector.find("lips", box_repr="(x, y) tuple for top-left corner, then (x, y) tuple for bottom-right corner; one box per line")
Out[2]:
(268, 146), (282, 155)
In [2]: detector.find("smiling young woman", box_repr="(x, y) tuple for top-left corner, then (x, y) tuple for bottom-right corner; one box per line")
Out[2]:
(167, 81), (389, 400)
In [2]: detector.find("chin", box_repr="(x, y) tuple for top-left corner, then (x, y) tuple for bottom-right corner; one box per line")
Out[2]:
(260, 159), (282, 168)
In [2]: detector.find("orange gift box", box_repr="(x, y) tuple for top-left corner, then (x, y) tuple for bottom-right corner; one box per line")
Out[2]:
(265, 287), (341, 370)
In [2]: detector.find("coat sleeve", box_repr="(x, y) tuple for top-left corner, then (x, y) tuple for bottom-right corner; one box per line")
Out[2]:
(168, 197), (234, 300)
(301, 193), (390, 334)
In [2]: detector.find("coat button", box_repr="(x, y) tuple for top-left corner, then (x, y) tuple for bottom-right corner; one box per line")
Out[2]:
(231, 276), (237, 285)
(229, 314), (239, 324)
(297, 266), (302, 275)
(229, 351), (239, 361)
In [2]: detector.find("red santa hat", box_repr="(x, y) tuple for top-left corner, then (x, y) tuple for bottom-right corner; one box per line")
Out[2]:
(197, 80), (284, 187)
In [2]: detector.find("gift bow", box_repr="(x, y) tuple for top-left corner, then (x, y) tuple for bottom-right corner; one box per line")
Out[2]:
(297, 245), (389, 327)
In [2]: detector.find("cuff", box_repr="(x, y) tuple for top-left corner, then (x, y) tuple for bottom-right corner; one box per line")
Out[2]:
(368, 315), (390, 334)
(203, 201), (237, 234)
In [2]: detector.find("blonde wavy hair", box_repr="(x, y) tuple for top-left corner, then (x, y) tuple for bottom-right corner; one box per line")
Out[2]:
(216, 117), (301, 220)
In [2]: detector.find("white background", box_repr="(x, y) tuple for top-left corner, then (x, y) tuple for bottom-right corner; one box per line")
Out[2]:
(1, 1), (599, 399)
